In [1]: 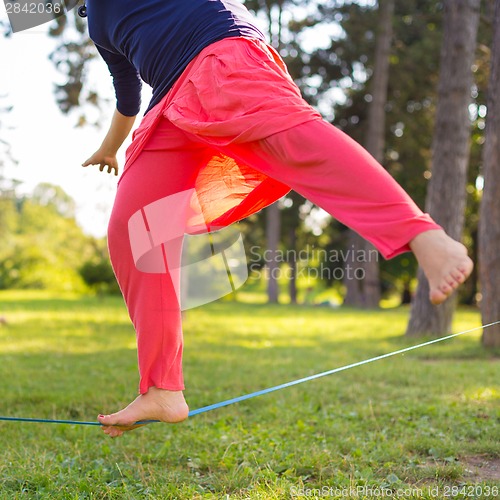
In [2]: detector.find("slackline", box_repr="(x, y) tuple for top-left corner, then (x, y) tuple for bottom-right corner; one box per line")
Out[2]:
(1, 320), (499, 427)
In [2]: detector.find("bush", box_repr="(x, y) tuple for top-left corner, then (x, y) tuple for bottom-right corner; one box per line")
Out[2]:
(79, 258), (120, 294)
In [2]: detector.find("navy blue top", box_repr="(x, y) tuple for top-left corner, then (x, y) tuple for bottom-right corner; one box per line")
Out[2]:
(87, 0), (265, 116)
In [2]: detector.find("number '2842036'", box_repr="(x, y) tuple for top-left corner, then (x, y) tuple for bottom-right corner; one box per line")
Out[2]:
(5, 1), (63, 15)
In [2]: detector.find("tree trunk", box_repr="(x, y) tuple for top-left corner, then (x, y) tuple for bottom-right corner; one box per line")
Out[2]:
(479, 0), (500, 348)
(288, 225), (297, 304)
(265, 1), (284, 305)
(266, 203), (281, 303)
(343, 0), (394, 308)
(406, 0), (480, 337)
(343, 230), (364, 307)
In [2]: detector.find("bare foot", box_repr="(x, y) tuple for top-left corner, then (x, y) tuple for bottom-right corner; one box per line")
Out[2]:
(409, 229), (473, 305)
(98, 387), (189, 438)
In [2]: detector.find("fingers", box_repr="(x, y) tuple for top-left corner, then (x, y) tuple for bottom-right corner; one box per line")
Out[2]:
(81, 157), (118, 175)
(98, 163), (118, 176)
(81, 156), (99, 168)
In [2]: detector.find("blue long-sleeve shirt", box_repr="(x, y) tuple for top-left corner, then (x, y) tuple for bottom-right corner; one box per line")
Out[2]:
(87, 0), (265, 116)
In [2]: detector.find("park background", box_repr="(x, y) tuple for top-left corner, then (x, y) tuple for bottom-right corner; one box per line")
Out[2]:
(0, 0), (499, 498)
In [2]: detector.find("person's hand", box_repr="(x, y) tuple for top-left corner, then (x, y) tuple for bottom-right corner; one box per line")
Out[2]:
(82, 149), (119, 176)
(81, 109), (136, 177)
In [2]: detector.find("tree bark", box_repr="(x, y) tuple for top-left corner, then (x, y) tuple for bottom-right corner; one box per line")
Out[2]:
(264, 1), (284, 305)
(266, 203), (281, 303)
(406, 0), (480, 337)
(288, 225), (297, 304)
(478, 0), (500, 348)
(343, 230), (364, 307)
(343, 0), (394, 308)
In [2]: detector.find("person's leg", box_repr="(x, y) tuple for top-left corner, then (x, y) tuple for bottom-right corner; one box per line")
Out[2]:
(214, 119), (472, 304)
(98, 119), (215, 437)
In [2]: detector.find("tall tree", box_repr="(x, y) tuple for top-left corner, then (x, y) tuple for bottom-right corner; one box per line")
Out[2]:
(306, 1), (446, 304)
(478, 0), (500, 348)
(266, 199), (282, 303)
(245, 0), (292, 303)
(281, 191), (304, 304)
(406, 0), (481, 336)
(48, 11), (102, 124)
(263, 0), (285, 304)
(343, 0), (394, 308)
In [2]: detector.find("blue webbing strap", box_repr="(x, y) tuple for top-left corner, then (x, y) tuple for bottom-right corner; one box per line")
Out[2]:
(1, 321), (498, 427)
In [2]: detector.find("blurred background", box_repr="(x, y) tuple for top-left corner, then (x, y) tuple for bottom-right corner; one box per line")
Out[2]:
(1, 0), (499, 344)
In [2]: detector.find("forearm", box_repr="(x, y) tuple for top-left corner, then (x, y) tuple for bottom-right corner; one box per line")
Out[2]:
(82, 109), (137, 175)
(99, 108), (137, 155)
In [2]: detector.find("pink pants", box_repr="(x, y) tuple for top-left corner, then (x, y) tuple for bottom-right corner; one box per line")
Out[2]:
(107, 38), (440, 394)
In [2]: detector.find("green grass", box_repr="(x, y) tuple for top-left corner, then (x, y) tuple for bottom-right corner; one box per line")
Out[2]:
(0, 290), (499, 499)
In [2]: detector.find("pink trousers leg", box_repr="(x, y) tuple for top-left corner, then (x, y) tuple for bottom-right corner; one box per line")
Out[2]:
(215, 119), (441, 259)
(108, 116), (440, 394)
(107, 122), (217, 394)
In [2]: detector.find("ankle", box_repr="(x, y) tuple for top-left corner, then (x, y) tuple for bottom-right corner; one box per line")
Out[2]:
(409, 229), (446, 250)
(145, 387), (184, 398)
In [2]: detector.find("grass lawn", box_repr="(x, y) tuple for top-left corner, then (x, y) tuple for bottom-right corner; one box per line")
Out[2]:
(0, 290), (499, 499)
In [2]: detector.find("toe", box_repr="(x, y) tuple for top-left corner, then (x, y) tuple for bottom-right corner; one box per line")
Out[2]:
(459, 264), (472, 275)
(451, 271), (465, 283)
(98, 413), (146, 437)
(98, 414), (111, 425)
(446, 277), (456, 288)
(101, 424), (124, 438)
(430, 281), (452, 304)
(430, 290), (446, 305)
(101, 426), (116, 437)
(98, 412), (136, 428)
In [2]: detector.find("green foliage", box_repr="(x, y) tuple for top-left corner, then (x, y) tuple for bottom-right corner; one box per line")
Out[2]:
(0, 291), (498, 498)
(79, 258), (120, 295)
(44, 0), (493, 304)
(48, 9), (99, 118)
(0, 196), (17, 240)
(241, 0), (447, 305)
(282, 0), (491, 305)
(79, 239), (120, 295)
(0, 183), (101, 292)
(301, 0), (445, 207)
